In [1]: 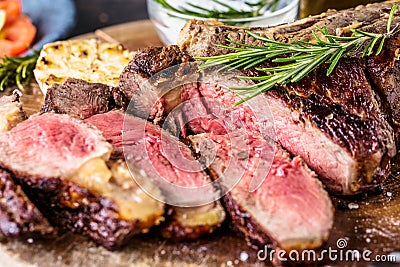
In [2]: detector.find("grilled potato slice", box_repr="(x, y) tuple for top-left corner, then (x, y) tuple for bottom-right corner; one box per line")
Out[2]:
(34, 39), (135, 95)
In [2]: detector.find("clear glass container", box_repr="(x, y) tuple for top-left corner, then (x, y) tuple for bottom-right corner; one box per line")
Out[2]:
(147, 0), (300, 45)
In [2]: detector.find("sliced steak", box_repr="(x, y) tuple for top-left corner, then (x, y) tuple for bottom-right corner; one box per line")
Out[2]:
(0, 90), (26, 132)
(42, 78), (126, 119)
(189, 132), (333, 251)
(0, 169), (55, 239)
(119, 44), (396, 194)
(85, 110), (226, 240)
(0, 113), (165, 249)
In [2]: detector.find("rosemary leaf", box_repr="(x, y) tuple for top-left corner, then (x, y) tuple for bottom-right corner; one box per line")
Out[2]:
(376, 37), (386, 55)
(0, 51), (40, 91)
(326, 49), (343, 75)
(196, 4), (400, 106)
(154, 0), (280, 20)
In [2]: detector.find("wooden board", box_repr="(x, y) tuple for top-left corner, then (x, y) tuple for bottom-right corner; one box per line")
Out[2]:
(72, 20), (163, 50)
(0, 20), (399, 267)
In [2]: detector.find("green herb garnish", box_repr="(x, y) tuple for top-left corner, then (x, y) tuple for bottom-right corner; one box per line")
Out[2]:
(154, 0), (280, 19)
(0, 50), (40, 91)
(197, 5), (400, 106)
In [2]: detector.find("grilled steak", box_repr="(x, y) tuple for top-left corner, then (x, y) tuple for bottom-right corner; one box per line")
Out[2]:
(0, 169), (55, 239)
(85, 110), (226, 240)
(119, 45), (396, 194)
(0, 91), (26, 132)
(189, 132), (333, 251)
(119, 2), (400, 195)
(0, 113), (165, 249)
(178, 2), (400, 59)
(42, 78), (126, 119)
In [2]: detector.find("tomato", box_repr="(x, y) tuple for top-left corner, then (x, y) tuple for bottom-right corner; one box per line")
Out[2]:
(0, 15), (36, 57)
(0, 0), (22, 24)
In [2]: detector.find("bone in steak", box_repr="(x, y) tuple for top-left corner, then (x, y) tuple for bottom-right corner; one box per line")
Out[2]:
(118, 2), (399, 194)
(180, 8), (400, 136)
(176, 2), (400, 193)
(85, 110), (226, 240)
(42, 78), (126, 119)
(0, 113), (165, 249)
(0, 169), (56, 239)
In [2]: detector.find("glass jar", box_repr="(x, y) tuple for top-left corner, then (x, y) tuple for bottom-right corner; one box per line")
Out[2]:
(148, 0), (300, 45)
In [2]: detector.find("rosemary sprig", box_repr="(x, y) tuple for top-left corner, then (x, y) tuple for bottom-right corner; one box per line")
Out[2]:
(154, 0), (280, 19)
(0, 50), (40, 91)
(197, 5), (400, 106)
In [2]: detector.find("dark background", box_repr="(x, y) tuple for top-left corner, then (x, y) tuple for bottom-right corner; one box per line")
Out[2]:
(68, 0), (385, 38)
(69, 0), (148, 37)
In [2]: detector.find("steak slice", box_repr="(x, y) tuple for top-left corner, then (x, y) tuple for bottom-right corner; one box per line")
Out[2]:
(0, 169), (55, 239)
(42, 78), (126, 119)
(118, 46), (195, 124)
(0, 113), (165, 249)
(0, 90), (26, 132)
(188, 132), (333, 251)
(85, 110), (226, 240)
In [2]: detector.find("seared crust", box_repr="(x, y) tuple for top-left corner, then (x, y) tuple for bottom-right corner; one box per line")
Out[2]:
(365, 36), (400, 145)
(159, 206), (223, 241)
(0, 170), (56, 239)
(223, 194), (272, 249)
(42, 78), (126, 119)
(16, 175), (159, 250)
(133, 46), (190, 78)
(119, 46), (190, 102)
(178, 2), (400, 57)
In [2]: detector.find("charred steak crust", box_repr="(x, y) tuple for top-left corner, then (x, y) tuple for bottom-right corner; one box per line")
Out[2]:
(118, 46), (195, 123)
(159, 206), (222, 241)
(267, 59), (396, 190)
(365, 36), (400, 144)
(119, 46), (190, 101)
(0, 169), (55, 239)
(15, 175), (147, 250)
(133, 46), (190, 78)
(222, 193), (272, 249)
(178, 2), (400, 57)
(42, 78), (126, 119)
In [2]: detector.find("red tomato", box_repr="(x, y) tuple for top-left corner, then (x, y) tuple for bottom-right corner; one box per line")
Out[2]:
(0, 15), (36, 57)
(0, 0), (22, 24)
